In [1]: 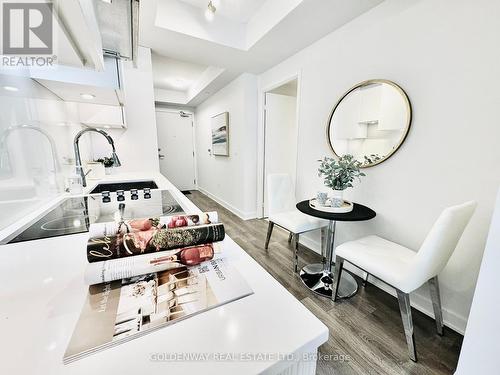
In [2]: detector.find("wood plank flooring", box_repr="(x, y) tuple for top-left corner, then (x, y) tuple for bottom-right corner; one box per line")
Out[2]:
(188, 190), (463, 375)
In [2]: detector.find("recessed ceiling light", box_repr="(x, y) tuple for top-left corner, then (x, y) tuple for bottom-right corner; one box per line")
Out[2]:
(172, 78), (188, 89)
(3, 86), (18, 92)
(80, 93), (95, 100)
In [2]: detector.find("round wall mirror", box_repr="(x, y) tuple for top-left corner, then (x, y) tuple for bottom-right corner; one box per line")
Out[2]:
(327, 79), (412, 167)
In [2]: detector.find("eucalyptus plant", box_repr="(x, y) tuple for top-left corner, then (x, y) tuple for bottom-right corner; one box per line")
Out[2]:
(318, 154), (365, 191)
(363, 153), (382, 165)
(96, 157), (114, 168)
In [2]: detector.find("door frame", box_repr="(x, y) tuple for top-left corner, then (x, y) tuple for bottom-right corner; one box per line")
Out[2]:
(256, 71), (302, 218)
(155, 107), (198, 190)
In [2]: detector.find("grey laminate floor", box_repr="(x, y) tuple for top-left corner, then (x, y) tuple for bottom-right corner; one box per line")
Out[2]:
(188, 190), (462, 375)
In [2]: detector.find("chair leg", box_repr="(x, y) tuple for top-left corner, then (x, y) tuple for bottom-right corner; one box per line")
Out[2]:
(396, 289), (417, 362)
(428, 276), (444, 336)
(265, 221), (274, 251)
(293, 233), (300, 273)
(362, 272), (370, 287)
(333, 256), (344, 302)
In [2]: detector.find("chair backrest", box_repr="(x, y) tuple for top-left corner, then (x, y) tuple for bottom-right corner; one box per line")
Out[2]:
(414, 201), (477, 283)
(267, 173), (296, 217)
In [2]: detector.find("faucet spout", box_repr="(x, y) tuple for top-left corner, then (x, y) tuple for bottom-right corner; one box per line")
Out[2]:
(73, 128), (120, 187)
(0, 124), (60, 185)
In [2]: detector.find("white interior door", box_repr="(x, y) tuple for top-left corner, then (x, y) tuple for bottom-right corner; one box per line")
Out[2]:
(263, 92), (298, 216)
(156, 110), (195, 191)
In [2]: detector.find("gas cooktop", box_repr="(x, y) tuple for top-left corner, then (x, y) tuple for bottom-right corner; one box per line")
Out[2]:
(2, 190), (186, 244)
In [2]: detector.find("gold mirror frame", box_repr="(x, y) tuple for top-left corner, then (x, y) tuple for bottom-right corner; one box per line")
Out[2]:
(326, 79), (412, 168)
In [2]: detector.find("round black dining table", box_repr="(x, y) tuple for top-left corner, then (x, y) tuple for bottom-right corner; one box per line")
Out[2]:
(296, 200), (376, 299)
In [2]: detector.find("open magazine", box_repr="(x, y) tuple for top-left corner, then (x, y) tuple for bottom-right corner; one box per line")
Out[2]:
(64, 258), (253, 363)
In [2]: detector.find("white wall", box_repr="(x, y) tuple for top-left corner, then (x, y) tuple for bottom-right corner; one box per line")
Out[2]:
(87, 47), (160, 174)
(258, 0), (500, 333)
(455, 187), (500, 374)
(195, 73), (258, 219)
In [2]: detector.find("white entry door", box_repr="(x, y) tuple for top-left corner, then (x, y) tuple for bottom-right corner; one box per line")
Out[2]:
(156, 110), (196, 191)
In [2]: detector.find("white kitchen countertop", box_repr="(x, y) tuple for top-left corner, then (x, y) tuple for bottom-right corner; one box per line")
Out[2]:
(0, 171), (328, 374)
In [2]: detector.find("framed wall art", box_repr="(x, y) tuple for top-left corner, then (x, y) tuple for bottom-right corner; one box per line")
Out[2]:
(211, 112), (229, 156)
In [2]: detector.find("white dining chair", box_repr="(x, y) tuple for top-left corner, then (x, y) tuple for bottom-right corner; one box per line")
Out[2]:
(265, 173), (328, 272)
(332, 201), (477, 361)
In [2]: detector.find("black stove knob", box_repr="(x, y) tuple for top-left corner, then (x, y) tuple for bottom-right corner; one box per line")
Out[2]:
(116, 190), (125, 202)
(102, 191), (111, 203)
(143, 188), (151, 199)
(130, 189), (139, 200)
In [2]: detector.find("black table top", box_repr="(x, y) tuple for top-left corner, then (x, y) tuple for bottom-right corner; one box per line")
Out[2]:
(296, 200), (376, 221)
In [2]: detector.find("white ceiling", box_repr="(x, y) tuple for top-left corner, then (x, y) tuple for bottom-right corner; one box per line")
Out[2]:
(141, 0), (384, 106)
(151, 53), (209, 91)
(179, 0), (268, 23)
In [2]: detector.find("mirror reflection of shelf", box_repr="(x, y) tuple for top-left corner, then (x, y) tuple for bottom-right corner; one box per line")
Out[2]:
(358, 120), (379, 125)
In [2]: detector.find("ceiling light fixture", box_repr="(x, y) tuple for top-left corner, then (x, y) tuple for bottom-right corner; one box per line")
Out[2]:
(205, 1), (216, 21)
(80, 93), (95, 100)
(169, 78), (189, 89)
(3, 86), (19, 92)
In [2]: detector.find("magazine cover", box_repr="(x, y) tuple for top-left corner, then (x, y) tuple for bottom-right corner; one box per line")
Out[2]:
(88, 212), (219, 238)
(64, 258), (253, 363)
(87, 223), (226, 263)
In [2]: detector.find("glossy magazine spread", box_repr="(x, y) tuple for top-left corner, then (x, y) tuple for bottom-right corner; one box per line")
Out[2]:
(64, 257), (253, 363)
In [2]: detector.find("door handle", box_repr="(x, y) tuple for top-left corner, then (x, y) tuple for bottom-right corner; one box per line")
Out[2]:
(158, 154), (165, 160)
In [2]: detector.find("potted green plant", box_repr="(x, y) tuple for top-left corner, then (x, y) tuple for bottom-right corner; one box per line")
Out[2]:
(96, 157), (115, 175)
(318, 154), (365, 207)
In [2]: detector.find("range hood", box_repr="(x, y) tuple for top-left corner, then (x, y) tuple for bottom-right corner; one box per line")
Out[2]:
(93, 0), (140, 63)
(30, 55), (124, 106)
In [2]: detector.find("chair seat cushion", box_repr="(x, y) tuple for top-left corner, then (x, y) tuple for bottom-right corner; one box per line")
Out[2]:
(336, 235), (417, 292)
(270, 210), (327, 234)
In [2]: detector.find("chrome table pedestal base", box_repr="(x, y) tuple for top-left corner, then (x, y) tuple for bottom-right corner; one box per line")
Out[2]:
(295, 202), (376, 301)
(298, 220), (359, 300)
(299, 264), (358, 299)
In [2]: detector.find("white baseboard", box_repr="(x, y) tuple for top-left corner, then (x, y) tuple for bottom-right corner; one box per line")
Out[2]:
(197, 187), (257, 221)
(298, 236), (467, 335)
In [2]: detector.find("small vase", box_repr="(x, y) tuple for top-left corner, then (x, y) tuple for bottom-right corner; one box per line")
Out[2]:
(331, 189), (344, 208)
